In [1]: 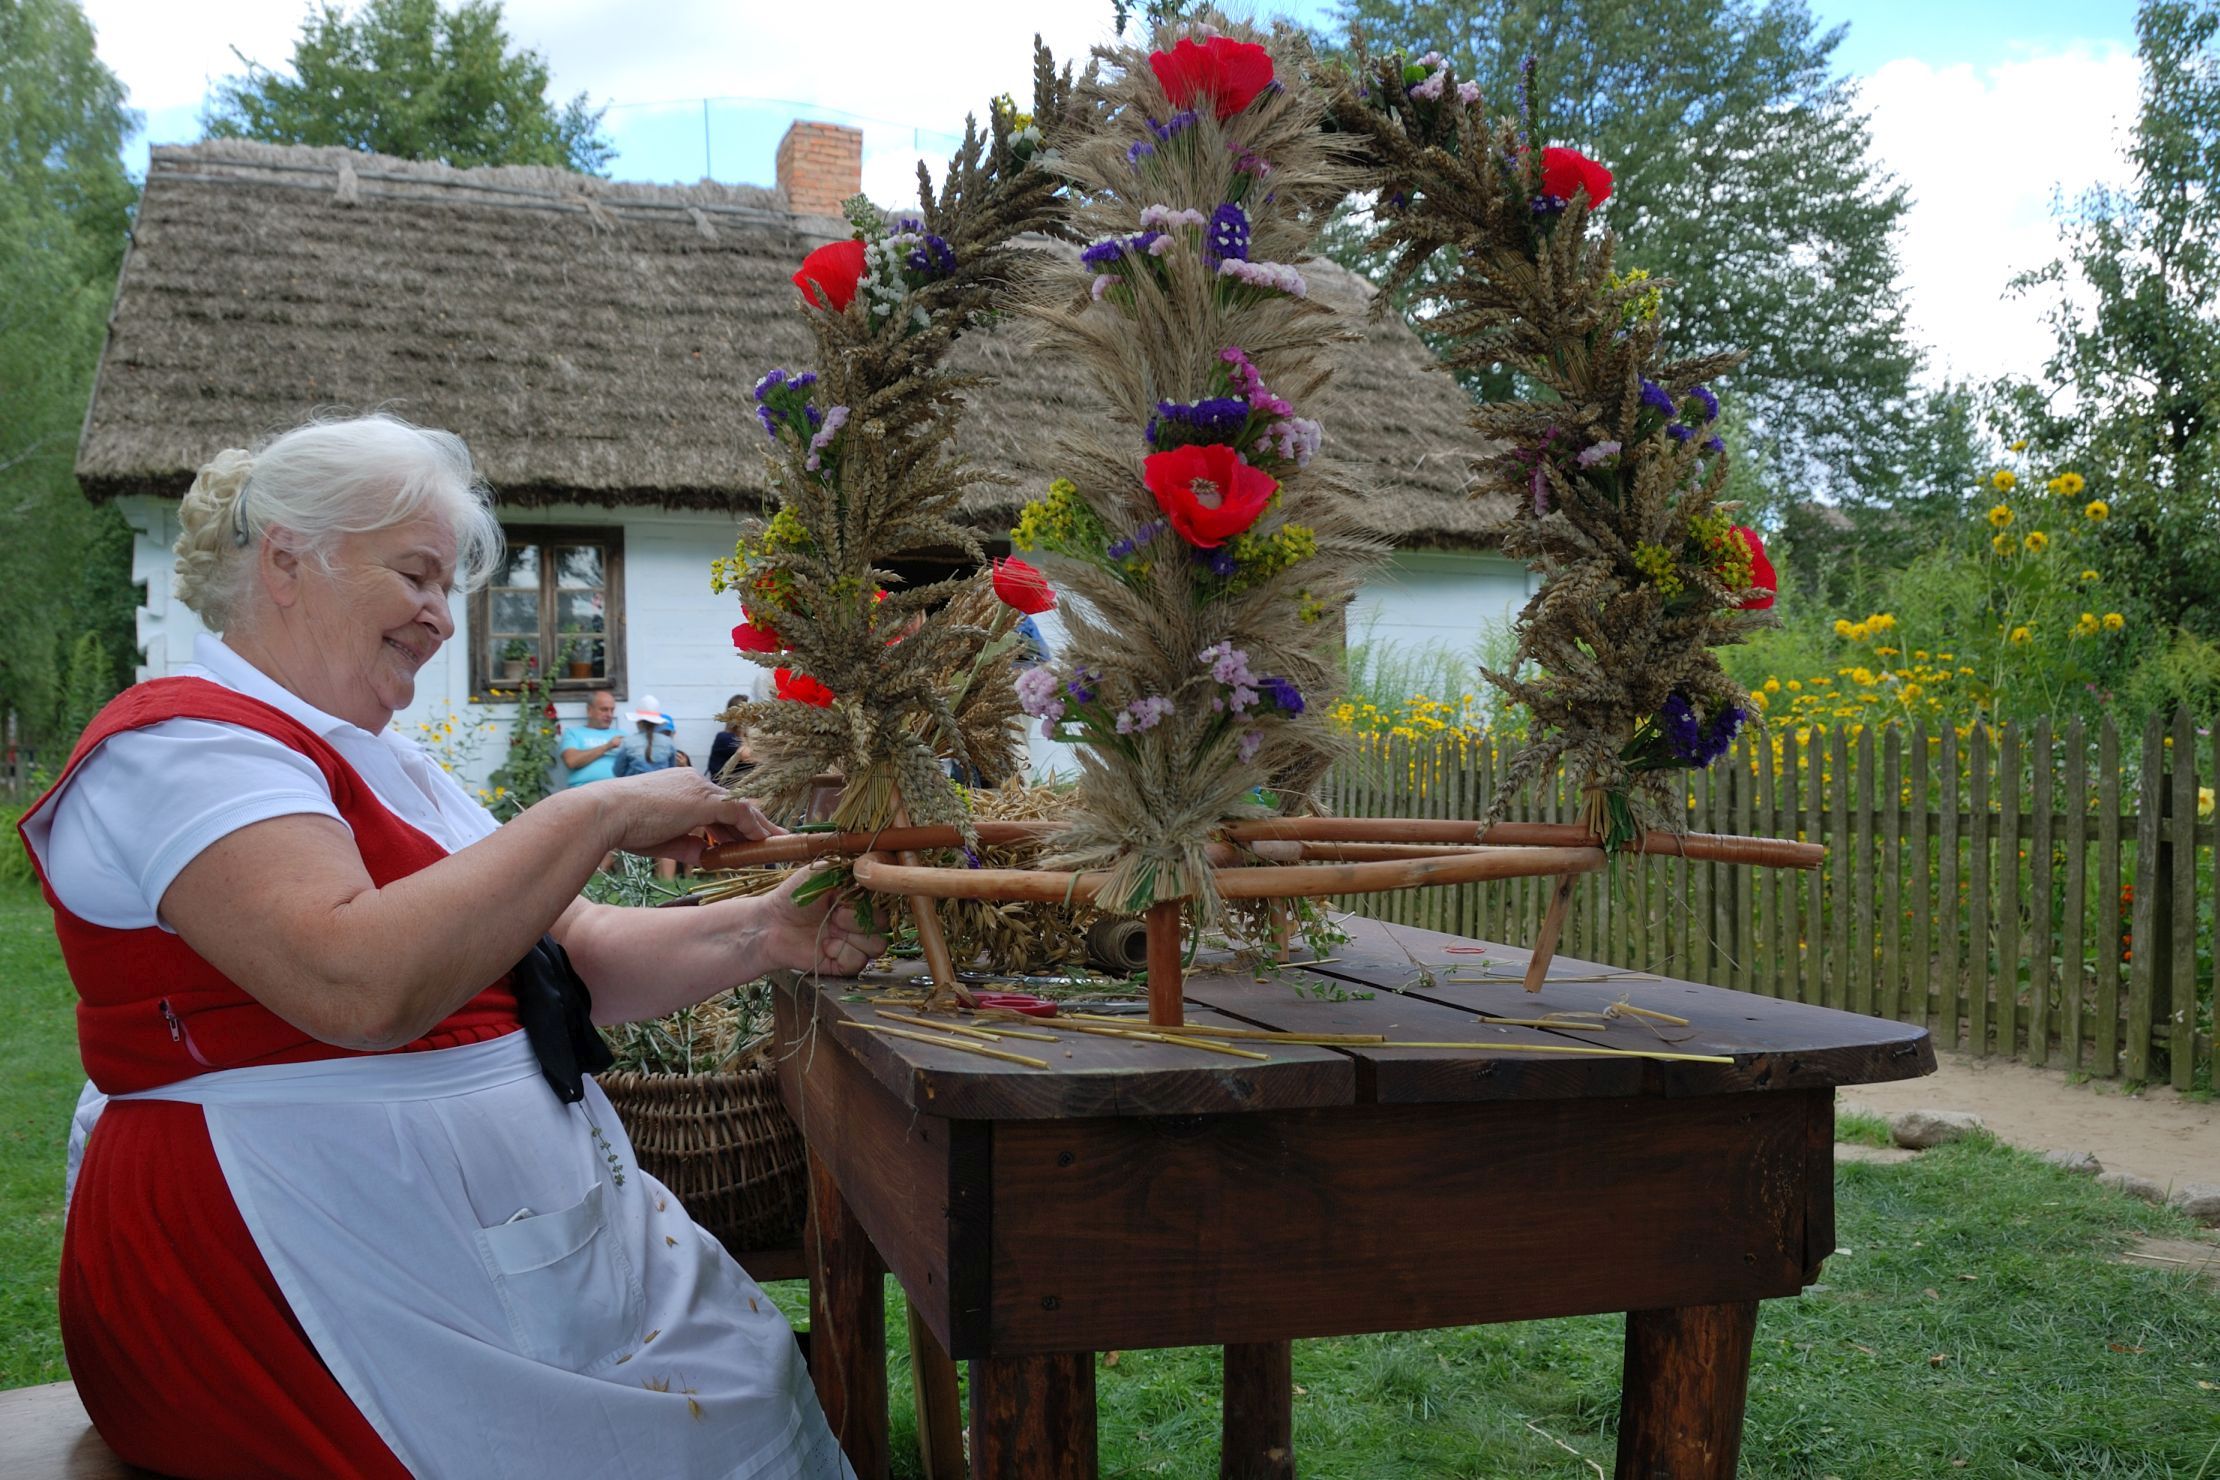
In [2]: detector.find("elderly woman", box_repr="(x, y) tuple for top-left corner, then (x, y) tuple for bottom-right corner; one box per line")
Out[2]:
(18, 415), (875, 1479)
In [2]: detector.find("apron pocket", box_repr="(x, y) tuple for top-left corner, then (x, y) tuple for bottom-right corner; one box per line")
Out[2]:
(474, 1180), (643, 1372)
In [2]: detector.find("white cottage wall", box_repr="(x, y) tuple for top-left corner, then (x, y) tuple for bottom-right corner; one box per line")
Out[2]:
(119, 495), (757, 795)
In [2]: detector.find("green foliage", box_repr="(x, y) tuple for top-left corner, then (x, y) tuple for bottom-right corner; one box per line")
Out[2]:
(0, 0), (142, 758)
(2004, 0), (2220, 638)
(56, 631), (115, 747)
(1321, 0), (1919, 509)
(484, 662), (560, 814)
(203, 0), (615, 174)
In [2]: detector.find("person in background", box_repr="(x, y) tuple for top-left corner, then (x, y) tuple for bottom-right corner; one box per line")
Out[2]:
(614, 698), (687, 880)
(557, 690), (624, 787)
(707, 694), (755, 783)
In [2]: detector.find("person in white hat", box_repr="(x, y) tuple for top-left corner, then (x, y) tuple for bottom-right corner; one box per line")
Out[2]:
(613, 697), (688, 878)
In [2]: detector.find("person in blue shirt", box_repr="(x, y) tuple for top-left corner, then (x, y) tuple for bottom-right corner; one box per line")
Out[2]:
(614, 698), (689, 880)
(557, 690), (625, 786)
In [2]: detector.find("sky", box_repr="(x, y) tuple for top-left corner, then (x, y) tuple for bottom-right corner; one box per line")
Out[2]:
(80, 0), (2146, 388)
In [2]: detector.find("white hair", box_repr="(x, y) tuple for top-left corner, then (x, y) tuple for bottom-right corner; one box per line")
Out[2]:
(173, 413), (504, 631)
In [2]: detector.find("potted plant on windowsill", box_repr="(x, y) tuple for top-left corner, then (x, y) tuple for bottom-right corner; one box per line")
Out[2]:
(560, 637), (597, 680)
(500, 638), (530, 682)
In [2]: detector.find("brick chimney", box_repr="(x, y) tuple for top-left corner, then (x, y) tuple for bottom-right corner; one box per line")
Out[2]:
(776, 121), (862, 219)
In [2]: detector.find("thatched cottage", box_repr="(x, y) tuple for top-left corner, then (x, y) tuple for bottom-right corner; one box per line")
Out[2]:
(76, 130), (1528, 780)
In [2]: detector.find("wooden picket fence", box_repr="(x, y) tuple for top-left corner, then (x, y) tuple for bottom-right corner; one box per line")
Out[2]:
(1325, 712), (2217, 1090)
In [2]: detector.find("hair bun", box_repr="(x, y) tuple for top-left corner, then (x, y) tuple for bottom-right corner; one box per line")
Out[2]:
(173, 448), (256, 624)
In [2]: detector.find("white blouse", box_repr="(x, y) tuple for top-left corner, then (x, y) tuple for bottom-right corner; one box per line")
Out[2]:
(23, 633), (500, 932)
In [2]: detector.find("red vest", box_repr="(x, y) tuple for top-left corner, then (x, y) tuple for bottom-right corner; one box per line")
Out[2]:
(21, 677), (519, 1094)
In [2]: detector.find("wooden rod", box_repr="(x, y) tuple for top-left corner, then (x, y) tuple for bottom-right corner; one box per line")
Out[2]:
(1146, 898), (1184, 1028)
(1524, 874), (1579, 993)
(699, 819), (1053, 872)
(849, 844), (1607, 903)
(1222, 817), (1826, 870)
(890, 796), (963, 1008)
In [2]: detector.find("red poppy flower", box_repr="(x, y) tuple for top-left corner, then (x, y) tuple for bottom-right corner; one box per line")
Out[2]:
(793, 239), (867, 312)
(1540, 147), (1613, 207)
(774, 667), (835, 707)
(731, 618), (782, 653)
(542, 702), (558, 720)
(991, 557), (1055, 615)
(1149, 36), (1275, 121)
(1143, 443), (1278, 549)
(1734, 526), (1777, 611)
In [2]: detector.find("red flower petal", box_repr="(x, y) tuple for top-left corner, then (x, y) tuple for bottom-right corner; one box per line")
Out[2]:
(1143, 444), (1278, 549)
(731, 618), (782, 653)
(773, 667), (836, 707)
(1540, 146), (1613, 207)
(990, 557), (1056, 615)
(1734, 526), (1777, 611)
(1148, 36), (1275, 121)
(792, 239), (868, 312)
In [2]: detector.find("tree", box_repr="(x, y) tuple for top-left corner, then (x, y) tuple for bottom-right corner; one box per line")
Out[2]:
(2004, 0), (2220, 637)
(1323, 0), (1921, 507)
(0, 0), (141, 755)
(204, 0), (615, 175)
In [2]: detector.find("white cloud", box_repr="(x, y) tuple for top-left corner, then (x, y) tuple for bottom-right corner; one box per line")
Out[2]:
(1857, 43), (2142, 387)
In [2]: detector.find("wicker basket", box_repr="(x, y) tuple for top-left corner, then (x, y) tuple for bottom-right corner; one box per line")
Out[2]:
(597, 1064), (809, 1255)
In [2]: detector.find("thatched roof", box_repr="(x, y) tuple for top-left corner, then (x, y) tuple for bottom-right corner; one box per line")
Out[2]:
(77, 140), (1504, 549)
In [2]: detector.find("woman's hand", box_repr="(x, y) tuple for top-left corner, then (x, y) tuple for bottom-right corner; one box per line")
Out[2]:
(753, 865), (888, 977)
(593, 768), (779, 864)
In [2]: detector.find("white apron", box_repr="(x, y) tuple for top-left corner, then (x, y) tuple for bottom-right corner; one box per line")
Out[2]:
(114, 1033), (854, 1480)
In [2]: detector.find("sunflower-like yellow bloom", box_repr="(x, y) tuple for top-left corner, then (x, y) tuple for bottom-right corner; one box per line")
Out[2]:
(2075, 612), (2101, 637)
(2009, 626), (2032, 645)
(1991, 469), (2017, 491)
(1992, 533), (2014, 555)
(2103, 612), (2124, 632)
(2024, 531), (2049, 553)
(2085, 500), (2110, 522)
(1987, 504), (2014, 528)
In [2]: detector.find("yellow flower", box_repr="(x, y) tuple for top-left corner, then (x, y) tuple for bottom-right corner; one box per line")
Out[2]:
(1785, 679), (1802, 692)
(1850, 666), (1876, 687)
(1875, 646), (1899, 658)
(2049, 471), (2086, 497)
(1763, 677), (1781, 693)
(1992, 533), (2014, 556)
(2081, 569), (2101, 583)
(2085, 499), (2110, 522)
(1913, 649), (1929, 660)
(2009, 439), (2030, 453)
(494, 785), (508, 798)
(1991, 469), (2017, 492)
(1901, 683), (1922, 701)
(1870, 612), (1897, 631)
(2023, 531), (2048, 553)
(1833, 618), (1856, 638)
(1748, 689), (1770, 712)
(2103, 612), (2124, 632)
(2009, 626), (2032, 645)
(1987, 503), (2014, 528)
(1847, 620), (1871, 641)
(2075, 612), (2101, 637)
(1937, 651), (1954, 662)
(2200, 786), (2215, 821)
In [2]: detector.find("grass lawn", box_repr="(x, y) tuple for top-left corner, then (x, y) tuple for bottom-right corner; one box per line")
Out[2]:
(4, 875), (2217, 1474)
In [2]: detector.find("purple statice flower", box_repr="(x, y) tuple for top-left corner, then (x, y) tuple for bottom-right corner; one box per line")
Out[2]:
(1015, 665), (1065, 722)
(1254, 416), (1322, 467)
(752, 368), (821, 439)
(1667, 422), (1694, 442)
(1079, 231), (1164, 269)
(1127, 139), (1157, 167)
(1576, 440), (1621, 468)
(1702, 436), (1726, 454)
(1639, 379), (1676, 416)
(1107, 520), (1165, 561)
(1385, 189), (1409, 210)
(1456, 80), (1481, 105)
(755, 404), (777, 437)
(1151, 110), (1198, 143)
(804, 405), (848, 472)
(1148, 395), (1251, 448)
(1659, 694), (1743, 767)
(1200, 641), (1260, 713)
(1065, 668), (1099, 704)
(1220, 346), (1294, 417)
(1410, 69), (1446, 102)
(1237, 728), (1264, 764)
(905, 233), (955, 278)
(1260, 675), (1304, 715)
(1194, 544), (1238, 579)
(1530, 193), (1567, 216)
(1216, 258), (1307, 296)
(1689, 384), (1720, 423)
(1206, 202), (1251, 267)
(1226, 141), (1272, 177)
(1115, 695), (1174, 734)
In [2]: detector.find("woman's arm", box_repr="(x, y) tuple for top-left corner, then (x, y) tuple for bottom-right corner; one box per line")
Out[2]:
(157, 769), (772, 1051)
(552, 870), (886, 1025)
(560, 732), (619, 770)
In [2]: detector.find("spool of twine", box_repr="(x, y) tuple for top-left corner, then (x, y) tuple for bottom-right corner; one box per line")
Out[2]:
(1085, 917), (1150, 974)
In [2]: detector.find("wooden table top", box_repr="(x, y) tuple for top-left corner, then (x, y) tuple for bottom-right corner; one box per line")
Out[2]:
(785, 915), (1933, 1121)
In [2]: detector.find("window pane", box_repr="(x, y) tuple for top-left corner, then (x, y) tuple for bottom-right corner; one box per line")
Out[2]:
(557, 590), (606, 633)
(557, 637), (605, 676)
(491, 590), (539, 632)
(494, 544), (540, 590)
(555, 545), (603, 589)
(494, 637), (543, 670)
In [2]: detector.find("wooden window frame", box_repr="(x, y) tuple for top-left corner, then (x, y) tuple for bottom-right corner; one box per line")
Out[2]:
(468, 524), (627, 698)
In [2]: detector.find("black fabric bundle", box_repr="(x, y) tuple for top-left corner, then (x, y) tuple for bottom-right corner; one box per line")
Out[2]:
(509, 933), (614, 1103)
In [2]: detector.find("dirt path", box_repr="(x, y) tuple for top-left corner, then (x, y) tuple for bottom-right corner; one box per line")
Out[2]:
(1840, 1050), (2220, 1193)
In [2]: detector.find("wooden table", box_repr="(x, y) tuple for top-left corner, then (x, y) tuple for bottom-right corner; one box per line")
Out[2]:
(772, 916), (1934, 1479)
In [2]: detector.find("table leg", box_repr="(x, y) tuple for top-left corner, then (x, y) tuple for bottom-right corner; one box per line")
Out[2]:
(907, 1301), (967, 1479)
(969, 1352), (1097, 1479)
(807, 1148), (889, 1480)
(1614, 1301), (1758, 1480)
(1220, 1340), (1294, 1479)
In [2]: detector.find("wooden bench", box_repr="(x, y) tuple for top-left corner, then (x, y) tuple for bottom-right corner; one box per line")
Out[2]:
(0, 1382), (158, 1479)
